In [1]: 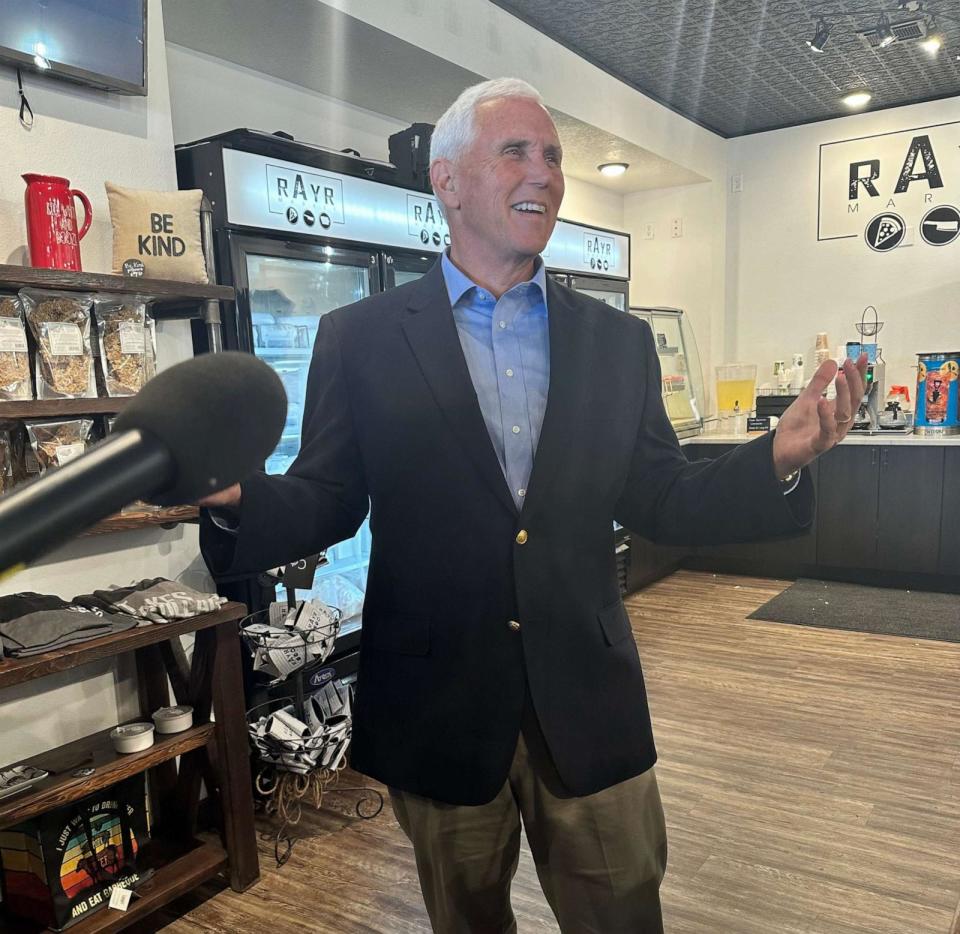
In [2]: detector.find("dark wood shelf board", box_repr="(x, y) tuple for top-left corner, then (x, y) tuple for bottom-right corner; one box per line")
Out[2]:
(0, 264), (234, 304)
(82, 506), (200, 537)
(0, 602), (246, 690)
(0, 398), (130, 418)
(0, 839), (227, 933)
(0, 724), (215, 829)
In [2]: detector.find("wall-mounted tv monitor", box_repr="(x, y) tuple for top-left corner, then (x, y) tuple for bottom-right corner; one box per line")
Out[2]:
(0, 0), (146, 96)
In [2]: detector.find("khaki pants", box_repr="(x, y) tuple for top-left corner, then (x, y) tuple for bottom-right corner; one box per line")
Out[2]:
(389, 731), (667, 934)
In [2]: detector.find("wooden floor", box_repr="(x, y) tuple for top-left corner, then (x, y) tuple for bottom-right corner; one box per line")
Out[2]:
(142, 570), (960, 933)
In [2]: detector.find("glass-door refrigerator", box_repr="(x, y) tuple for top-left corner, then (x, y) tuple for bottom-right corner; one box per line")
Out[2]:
(630, 307), (704, 439)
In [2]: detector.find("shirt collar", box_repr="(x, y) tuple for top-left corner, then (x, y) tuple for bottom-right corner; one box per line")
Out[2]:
(441, 251), (547, 308)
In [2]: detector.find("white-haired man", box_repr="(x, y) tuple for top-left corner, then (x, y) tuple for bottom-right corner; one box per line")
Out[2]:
(201, 78), (866, 932)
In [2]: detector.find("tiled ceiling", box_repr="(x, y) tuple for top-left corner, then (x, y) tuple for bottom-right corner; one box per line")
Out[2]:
(490, 0), (960, 137)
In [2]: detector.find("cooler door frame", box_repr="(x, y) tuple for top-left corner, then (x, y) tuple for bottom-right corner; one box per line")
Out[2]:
(226, 232), (382, 352)
(381, 250), (438, 289)
(567, 274), (629, 310)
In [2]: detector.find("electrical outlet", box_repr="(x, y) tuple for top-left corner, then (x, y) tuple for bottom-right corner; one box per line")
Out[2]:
(671, 217), (683, 238)
(731, 173), (743, 193)
(643, 223), (655, 240)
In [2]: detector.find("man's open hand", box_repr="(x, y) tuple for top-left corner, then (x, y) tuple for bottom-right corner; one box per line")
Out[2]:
(772, 354), (868, 479)
(196, 482), (242, 512)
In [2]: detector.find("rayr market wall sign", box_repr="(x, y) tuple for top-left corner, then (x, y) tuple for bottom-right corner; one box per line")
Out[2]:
(818, 121), (960, 252)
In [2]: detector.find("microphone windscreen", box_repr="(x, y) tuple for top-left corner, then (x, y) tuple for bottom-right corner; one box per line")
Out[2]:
(115, 351), (287, 506)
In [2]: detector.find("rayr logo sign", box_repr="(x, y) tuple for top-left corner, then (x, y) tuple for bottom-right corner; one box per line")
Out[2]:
(406, 194), (450, 249)
(266, 164), (345, 230)
(818, 121), (960, 248)
(583, 233), (615, 271)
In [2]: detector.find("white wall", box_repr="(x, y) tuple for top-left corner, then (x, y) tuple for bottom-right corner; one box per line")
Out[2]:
(727, 96), (960, 396)
(165, 43), (406, 162)
(624, 180), (726, 411)
(0, 0), (208, 763)
(165, 43), (625, 233)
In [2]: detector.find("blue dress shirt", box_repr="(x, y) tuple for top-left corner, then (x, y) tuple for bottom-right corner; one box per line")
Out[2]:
(441, 253), (550, 511)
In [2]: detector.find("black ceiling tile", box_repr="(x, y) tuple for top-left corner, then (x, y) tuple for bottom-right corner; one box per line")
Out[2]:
(491, 0), (960, 136)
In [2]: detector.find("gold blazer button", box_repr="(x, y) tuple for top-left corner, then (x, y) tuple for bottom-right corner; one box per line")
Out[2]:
(515, 529), (528, 545)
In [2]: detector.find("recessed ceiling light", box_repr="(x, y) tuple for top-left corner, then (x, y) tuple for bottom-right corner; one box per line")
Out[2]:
(920, 34), (943, 54)
(843, 91), (873, 109)
(598, 162), (629, 177)
(806, 19), (830, 53)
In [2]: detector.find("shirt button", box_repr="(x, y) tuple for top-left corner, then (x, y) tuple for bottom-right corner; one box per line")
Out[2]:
(505, 368), (514, 377)
(517, 488), (526, 497)
(499, 320), (507, 329)
(512, 425), (520, 434)
(508, 620), (521, 632)
(515, 529), (528, 545)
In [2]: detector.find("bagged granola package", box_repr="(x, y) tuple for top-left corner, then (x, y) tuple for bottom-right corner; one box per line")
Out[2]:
(0, 294), (32, 401)
(25, 418), (93, 475)
(93, 297), (157, 397)
(21, 290), (96, 400)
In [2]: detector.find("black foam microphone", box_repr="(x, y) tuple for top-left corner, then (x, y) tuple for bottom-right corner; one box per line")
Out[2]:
(0, 352), (286, 573)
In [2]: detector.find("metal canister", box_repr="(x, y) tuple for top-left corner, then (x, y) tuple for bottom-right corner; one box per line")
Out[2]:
(915, 352), (960, 435)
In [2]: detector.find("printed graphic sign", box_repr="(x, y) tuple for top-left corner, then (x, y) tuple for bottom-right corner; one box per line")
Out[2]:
(222, 148), (629, 277)
(818, 121), (960, 249)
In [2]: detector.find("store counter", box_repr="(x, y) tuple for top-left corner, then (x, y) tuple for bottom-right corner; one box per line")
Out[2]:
(622, 429), (959, 594)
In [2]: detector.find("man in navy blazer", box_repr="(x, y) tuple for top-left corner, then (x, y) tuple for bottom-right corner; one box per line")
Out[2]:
(201, 78), (866, 933)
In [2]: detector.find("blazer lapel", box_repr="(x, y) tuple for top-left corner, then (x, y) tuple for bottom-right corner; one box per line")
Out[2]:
(401, 263), (517, 516)
(522, 278), (594, 518)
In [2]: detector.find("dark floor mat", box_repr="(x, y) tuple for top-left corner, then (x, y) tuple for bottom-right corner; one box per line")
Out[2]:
(747, 577), (960, 642)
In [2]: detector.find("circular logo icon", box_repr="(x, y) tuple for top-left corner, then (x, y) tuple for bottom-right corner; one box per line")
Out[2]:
(432, 231), (441, 246)
(443, 233), (451, 246)
(303, 209), (315, 227)
(602, 259), (610, 271)
(122, 258), (145, 278)
(319, 213), (332, 230)
(920, 205), (960, 246)
(865, 213), (905, 252)
(420, 229), (430, 244)
(286, 207), (299, 224)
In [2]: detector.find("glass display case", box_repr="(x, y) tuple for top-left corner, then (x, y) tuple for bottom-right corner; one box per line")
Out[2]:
(630, 307), (705, 438)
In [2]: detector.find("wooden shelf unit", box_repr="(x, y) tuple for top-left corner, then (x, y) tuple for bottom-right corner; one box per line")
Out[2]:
(0, 264), (234, 311)
(0, 265), (234, 538)
(0, 602), (259, 931)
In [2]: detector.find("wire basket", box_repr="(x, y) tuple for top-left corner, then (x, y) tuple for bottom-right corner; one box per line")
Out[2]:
(855, 305), (884, 338)
(241, 601), (341, 684)
(247, 680), (353, 776)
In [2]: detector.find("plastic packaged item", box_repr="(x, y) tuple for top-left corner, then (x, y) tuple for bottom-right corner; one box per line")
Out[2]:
(21, 289), (96, 399)
(0, 294), (32, 401)
(93, 297), (157, 396)
(110, 722), (155, 753)
(25, 418), (93, 475)
(152, 704), (193, 734)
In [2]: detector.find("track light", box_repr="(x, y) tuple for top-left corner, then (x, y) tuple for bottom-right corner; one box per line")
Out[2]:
(806, 19), (831, 52)
(876, 13), (896, 48)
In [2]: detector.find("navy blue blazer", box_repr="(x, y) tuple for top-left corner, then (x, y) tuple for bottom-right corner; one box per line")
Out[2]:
(201, 261), (813, 805)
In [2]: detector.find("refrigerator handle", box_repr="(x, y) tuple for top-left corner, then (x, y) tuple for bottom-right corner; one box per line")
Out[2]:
(200, 196), (224, 353)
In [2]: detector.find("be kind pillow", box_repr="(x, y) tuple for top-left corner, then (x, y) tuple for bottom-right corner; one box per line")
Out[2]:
(105, 182), (208, 283)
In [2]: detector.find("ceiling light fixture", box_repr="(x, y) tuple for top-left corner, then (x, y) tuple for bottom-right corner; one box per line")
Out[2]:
(598, 162), (629, 177)
(806, 18), (831, 52)
(843, 90), (873, 108)
(920, 32), (944, 52)
(876, 13), (896, 47)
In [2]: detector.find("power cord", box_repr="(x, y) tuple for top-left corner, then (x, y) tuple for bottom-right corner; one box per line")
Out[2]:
(16, 68), (34, 130)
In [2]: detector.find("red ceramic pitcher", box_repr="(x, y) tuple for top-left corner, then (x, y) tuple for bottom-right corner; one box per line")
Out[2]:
(22, 173), (92, 271)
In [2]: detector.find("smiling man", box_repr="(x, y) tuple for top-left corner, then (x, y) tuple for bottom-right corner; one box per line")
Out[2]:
(201, 78), (866, 933)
